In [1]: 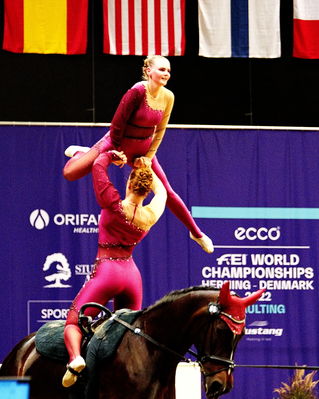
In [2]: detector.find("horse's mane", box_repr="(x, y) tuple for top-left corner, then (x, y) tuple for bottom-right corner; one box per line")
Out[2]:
(144, 286), (219, 313)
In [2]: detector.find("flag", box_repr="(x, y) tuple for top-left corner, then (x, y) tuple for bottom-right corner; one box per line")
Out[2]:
(103, 0), (185, 56)
(198, 0), (281, 58)
(293, 0), (319, 59)
(3, 0), (88, 54)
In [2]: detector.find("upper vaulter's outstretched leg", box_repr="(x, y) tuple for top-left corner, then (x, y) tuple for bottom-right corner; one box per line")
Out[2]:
(151, 156), (214, 253)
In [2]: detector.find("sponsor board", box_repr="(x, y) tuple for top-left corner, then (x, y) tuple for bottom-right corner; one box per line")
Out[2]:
(27, 300), (72, 334)
(29, 209), (99, 234)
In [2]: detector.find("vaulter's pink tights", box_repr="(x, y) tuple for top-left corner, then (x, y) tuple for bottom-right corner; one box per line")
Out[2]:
(64, 258), (142, 362)
(63, 135), (202, 238)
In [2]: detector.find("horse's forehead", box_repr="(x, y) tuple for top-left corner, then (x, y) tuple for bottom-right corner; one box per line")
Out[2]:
(188, 290), (219, 305)
(200, 290), (219, 301)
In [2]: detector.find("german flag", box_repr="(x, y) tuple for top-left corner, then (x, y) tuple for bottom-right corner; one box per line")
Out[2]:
(3, 0), (88, 54)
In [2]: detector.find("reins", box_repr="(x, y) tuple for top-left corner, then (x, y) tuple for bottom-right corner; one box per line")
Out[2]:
(109, 311), (194, 363)
(234, 364), (319, 370)
(78, 302), (236, 368)
(108, 315), (240, 376)
(79, 302), (192, 362)
(78, 302), (319, 375)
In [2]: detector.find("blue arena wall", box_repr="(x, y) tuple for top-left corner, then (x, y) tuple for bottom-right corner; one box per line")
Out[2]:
(1, 123), (319, 399)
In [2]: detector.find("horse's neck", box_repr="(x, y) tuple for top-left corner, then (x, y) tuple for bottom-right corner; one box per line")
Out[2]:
(141, 291), (216, 351)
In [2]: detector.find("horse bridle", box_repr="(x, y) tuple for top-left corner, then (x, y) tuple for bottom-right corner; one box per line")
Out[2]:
(198, 354), (235, 378)
(196, 301), (244, 378)
(78, 302), (242, 378)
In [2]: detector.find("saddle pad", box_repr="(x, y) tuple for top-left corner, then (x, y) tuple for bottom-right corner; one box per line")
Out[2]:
(35, 310), (142, 364)
(35, 320), (69, 362)
(86, 310), (142, 364)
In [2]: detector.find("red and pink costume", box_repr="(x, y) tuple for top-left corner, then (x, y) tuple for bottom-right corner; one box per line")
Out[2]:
(64, 152), (148, 357)
(64, 81), (202, 238)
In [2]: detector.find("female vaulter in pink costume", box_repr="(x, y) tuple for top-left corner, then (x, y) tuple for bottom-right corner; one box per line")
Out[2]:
(62, 150), (167, 387)
(63, 55), (213, 254)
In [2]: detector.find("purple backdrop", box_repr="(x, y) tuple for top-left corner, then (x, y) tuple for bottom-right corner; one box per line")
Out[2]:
(1, 124), (319, 399)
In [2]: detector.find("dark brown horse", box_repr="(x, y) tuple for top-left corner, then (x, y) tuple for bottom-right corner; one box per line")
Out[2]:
(0, 283), (264, 399)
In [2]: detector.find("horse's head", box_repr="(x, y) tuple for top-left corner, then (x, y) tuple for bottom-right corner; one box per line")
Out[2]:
(196, 282), (265, 398)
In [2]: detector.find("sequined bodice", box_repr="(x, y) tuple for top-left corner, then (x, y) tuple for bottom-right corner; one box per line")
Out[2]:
(92, 152), (149, 255)
(109, 81), (174, 145)
(98, 203), (148, 253)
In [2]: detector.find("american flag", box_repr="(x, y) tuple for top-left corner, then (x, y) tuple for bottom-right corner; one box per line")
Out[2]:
(103, 0), (185, 55)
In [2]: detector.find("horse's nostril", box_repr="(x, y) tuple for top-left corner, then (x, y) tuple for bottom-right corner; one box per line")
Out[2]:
(207, 380), (225, 398)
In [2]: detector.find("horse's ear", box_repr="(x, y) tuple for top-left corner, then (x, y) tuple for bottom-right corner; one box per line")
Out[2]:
(241, 288), (266, 307)
(219, 281), (265, 308)
(218, 281), (232, 306)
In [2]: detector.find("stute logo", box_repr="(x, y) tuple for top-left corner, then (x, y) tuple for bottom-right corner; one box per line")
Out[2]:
(30, 209), (50, 230)
(43, 253), (72, 288)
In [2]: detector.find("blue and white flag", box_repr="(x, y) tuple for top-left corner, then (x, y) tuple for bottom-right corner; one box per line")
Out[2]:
(198, 0), (281, 58)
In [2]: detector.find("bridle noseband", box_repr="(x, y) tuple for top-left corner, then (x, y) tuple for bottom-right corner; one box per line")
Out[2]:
(199, 355), (235, 377)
